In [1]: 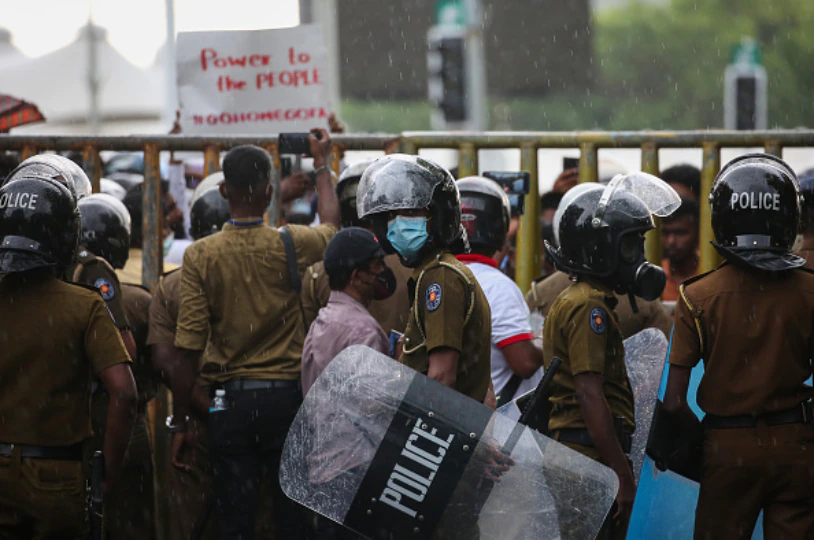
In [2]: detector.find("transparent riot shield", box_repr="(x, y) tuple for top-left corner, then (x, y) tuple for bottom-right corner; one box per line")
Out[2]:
(498, 328), (668, 481)
(280, 345), (618, 540)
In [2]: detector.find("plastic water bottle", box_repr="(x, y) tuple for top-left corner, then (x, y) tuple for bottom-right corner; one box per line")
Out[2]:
(209, 389), (228, 413)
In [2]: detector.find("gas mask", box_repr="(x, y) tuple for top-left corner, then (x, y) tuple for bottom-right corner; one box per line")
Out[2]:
(614, 233), (666, 304)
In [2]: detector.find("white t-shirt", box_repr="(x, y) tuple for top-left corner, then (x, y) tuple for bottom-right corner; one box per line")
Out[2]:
(459, 256), (543, 399)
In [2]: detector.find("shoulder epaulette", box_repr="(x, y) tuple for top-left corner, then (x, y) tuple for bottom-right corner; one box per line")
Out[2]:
(64, 280), (105, 296)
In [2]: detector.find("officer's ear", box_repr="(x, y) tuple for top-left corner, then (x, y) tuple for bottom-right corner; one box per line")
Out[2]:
(218, 182), (228, 200)
(264, 183), (273, 202)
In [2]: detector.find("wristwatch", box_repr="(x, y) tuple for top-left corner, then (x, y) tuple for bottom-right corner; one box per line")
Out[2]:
(165, 415), (189, 433)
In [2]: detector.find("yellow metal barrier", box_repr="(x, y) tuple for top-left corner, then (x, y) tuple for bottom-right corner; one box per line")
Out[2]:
(3, 129), (814, 291)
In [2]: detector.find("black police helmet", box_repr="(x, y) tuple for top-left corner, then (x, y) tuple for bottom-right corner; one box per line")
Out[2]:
(546, 183), (655, 278)
(456, 176), (511, 253)
(0, 173), (80, 274)
(77, 193), (132, 269)
(337, 160), (375, 228)
(190, 187), (230, 241)
(710, 153), (804, 271)
(357, 154), (463, 259)
(798, 169), (814, 233)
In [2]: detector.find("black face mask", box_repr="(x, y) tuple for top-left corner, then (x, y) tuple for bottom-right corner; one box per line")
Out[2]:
(359, 266), (397, 301)
(614, 233), (666, 302)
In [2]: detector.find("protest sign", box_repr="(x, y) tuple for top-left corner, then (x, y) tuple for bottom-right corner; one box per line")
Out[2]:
(177, 25), (331, 134)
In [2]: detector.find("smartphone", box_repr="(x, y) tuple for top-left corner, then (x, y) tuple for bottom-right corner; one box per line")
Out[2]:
(279, 130), (322, 156)
(563, 157), (579, 170)
(483, 171), (531, 216)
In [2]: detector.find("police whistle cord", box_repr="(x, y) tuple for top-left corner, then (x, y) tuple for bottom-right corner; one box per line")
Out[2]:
(501, 357), (562, 455)
(89, 450), (105, 540)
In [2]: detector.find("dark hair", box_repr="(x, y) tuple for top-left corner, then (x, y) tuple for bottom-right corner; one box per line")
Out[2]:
(0, 152), (20, 180)
(328, 267), (354, 291)
(123, 181), (170, 246)
(663, 197), (699, 224)
(661, 164), (701, 199)
(540, 191), (564, 212)
(222, 145), (272, 188)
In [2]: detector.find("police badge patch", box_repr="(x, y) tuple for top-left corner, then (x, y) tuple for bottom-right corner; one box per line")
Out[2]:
(94, 277), (115, 301)
(590, 307), (607, 334)
(426, 283), (442, 312)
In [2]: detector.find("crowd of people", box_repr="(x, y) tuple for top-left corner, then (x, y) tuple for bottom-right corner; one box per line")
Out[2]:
(0, 125), (813, 540)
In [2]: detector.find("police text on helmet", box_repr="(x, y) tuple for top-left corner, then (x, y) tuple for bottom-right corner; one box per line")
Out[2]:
(730, 192), (780, 211)
(0, 192), (38, 210)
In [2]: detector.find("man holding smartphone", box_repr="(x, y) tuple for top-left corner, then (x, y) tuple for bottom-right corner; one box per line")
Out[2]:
(171, 130), (340, 538)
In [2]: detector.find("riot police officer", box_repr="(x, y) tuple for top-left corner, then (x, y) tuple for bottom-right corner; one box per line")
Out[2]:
(357, 154), (492, 402)
(543, 174), (680, 536)
(795, 170), (814, 269)
(148, 175), (230, 540)
(454, 176), (543, 406)
(663, 154), (814, 539)
(302, 159), (412, 335)
(0, 159), (137, 538)
(77, 193), (159, 540)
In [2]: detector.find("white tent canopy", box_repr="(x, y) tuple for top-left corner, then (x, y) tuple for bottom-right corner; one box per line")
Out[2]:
(0, 24), (164, 132)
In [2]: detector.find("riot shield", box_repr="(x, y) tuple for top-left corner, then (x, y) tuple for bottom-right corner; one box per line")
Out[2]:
(280, 345), (618, 540)
(498, 328), (668, 481)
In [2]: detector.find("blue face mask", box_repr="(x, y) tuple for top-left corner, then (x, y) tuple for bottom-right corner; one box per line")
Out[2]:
(387, 216), (429, 261)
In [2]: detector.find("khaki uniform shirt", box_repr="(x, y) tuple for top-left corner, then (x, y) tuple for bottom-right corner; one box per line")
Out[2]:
(669, 263), (814, 417)
(400, 250), (492, 402)
(301, 253), (412, 334)
(122, 283), (160, 406)
(147, 269), (181, 347)
(543, 279), (635, 433)
(526, 271), (673, 339)
(175, 220), (337, 383)
(73, 249), (129, 330)
(795, 236), (814, 271)
(0, 272), (131, 445)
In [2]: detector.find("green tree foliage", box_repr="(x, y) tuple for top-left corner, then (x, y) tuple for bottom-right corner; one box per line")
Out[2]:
(593, 0), (814, 129)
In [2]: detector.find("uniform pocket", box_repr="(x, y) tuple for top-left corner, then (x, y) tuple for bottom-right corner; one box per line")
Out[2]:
(23, 459), (84, 494)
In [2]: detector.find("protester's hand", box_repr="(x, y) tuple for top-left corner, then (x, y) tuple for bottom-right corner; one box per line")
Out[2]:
(552, 168), (579, 194)
(484, 380), (497, 410)
(171, 431), (194, 472)
(280, 172), (312, 204)
(613, 469), (636, 528)
(308, 128), (333, 168)
(169, 110), (182, 135)
(328, 113), (346, 134)
(482, 443), (515, 483)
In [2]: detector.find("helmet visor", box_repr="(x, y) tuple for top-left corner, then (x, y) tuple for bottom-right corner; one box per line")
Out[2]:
(356, 156), (445, 218)
(594, 172), (681, 225)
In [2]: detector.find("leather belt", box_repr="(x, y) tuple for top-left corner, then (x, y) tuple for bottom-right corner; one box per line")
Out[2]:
(703, 402), (811, 430)
(221, 378), (298, 392)
(0, 442), (83, 461)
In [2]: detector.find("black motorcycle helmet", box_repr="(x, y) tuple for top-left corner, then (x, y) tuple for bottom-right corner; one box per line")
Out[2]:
(456, 176), (511, 253)
(0, 166), (81, 274)
(710, 153), (804, 271)
(357, 154), (465, 265)
(546, 173), (680, 300)
(190, 187), (230, 240)
(77, 193), (132, 269)
(337, 159), (375, 228)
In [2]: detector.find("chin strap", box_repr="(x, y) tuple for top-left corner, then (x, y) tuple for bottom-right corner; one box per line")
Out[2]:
(628, 292), (639, 314)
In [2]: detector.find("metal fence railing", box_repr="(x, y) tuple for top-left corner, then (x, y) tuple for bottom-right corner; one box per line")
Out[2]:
(3, 130), (814, 293)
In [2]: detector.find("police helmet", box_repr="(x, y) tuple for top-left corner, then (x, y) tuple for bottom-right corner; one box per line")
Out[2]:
(798, 169), (814, 233)
(0, 165), (81, 273)
(710, 153), (804, 271)
(100, 178), (127, 201)
(337, 159), (375, 228)
(357, 154), (464, 256)
(190, 186), (230, 240)
(548, 173), (680, 278)
(77, 193), (132, 269)
(456, 176), (511, 253)
(17, 154), (93, 200)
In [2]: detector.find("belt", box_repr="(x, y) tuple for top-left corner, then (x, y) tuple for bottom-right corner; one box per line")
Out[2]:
(221, 378), (299, 392)
(703, 402), (812, 430)
(555, 428), (633, 454)
(0, 442), (83, 461)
